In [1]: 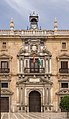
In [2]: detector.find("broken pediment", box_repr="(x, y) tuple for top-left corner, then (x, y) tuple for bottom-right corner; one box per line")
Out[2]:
(42, 47), (52, 56)
(16, 76), (53, 85)
(57, 53), (69, 59)
(56, 89), (69, 95)
(1, 89), (13, 95)
(0, 54), (12, 59)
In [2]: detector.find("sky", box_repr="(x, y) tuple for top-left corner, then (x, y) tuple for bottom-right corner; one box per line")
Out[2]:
(0, 0), (69, 30)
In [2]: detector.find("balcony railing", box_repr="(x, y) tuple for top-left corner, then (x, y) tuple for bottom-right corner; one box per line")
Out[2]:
(59, 68), (69, 73)
(24, 68), (45, 73)
(0, 68), (10, 73)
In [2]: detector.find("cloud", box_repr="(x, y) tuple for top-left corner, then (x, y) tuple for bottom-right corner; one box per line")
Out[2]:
(3, 0), (69, 30)
(5, 0), (36, 17)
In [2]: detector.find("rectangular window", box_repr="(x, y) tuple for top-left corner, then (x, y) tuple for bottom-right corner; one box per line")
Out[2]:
(2, 42), (6, 49)
(0, 61), (9, 73)
(59, 61), (68, 73)
(1, 61), (8, 69)
(62, 42), (66, 49)
(1, 83), (8, 88)
(61, 61), (68, 69)
(61, 83), (68, 88)
(30, 59), (39, 73)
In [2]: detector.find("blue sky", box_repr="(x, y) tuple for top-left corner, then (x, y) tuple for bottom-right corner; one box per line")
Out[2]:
(0, 0), (69, 30)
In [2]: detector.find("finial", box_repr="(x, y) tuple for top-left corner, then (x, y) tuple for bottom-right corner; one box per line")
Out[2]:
(33, 11), (35, 14)
(27, 26), (28, 30)
(10, 17), (14, 30)
(40, 26), (41, 30)
(54, 17), (58, 30)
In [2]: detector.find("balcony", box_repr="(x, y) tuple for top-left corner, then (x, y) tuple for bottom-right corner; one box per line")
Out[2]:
(59, 68), (69, 73)
(0, 68), (10, 73)
(24, 68), (45, 73)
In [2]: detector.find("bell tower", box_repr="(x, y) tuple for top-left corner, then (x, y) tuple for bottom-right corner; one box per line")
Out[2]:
(29, 11), (39, 29)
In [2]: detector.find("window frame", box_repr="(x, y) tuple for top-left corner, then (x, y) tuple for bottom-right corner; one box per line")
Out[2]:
(61, 82), (68, 88)
(61, 41), (67, 51)
(1, 82), (8, 88)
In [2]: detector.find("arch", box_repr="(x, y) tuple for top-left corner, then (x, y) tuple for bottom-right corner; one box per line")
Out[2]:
(29, 91), (41, 112)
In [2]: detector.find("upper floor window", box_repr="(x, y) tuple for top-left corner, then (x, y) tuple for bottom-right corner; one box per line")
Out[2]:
(2, 42), (6, 49)
(59, 61), (68, 73)
(61, 83), (68, 88)
(62, 42), (66, 49)
(0, 61), (9, 73)
(1, 61), (8, 68)
(30, 59), (39, 73)
(61, 61), (68, 69)
(1, 82), (8, 88)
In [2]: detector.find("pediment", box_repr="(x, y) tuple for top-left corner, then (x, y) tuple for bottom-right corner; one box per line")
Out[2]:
(16, 76), (53, 85)
(57, 53), (69, 59)
(0, 54), (12, 59)
(56, 89), (69, 95)
(1, 89), (13, 95)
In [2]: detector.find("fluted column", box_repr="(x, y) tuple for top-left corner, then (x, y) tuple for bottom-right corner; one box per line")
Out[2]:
(19, 59), (21, 73)
(20, 87), (23, 104)
(48, 59), (50, 73)
(19, 87), (21, 104)
(17, 87), (19, 103)
(22, 85), (25, 105)
(49, 58), (51, 73)
(46, 59), (48, 73)
(9, 58), (12, 73)
(22, 57), (24, 73)
(21, 59), (23, 73)
(48, 87), (51, 104)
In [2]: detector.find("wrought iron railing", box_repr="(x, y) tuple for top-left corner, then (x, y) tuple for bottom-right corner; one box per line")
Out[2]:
(24, 68), (45, 73)
(59, 68), (69, 73)
(0, 68), (10, 73)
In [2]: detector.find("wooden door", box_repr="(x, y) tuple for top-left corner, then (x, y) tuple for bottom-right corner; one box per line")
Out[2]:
(29, 91), (41, 112)
(0, 97), (9, 112)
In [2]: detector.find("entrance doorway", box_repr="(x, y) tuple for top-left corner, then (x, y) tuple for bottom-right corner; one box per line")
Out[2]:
(0, 97), (9, 112)
(29, 91), (41, 112)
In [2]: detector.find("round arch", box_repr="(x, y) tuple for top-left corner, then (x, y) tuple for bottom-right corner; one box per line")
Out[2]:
(29, 90), (41, 112)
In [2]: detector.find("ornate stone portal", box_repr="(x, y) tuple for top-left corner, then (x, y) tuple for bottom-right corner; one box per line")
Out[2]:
(16, 76), (53, 112)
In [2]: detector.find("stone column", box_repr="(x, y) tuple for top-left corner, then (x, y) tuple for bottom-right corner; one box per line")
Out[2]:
(19, 87), (21, 104)
(9, 58), (12, 73)
(48, 87), (51, 104)
(57, 58), (60, 73)
(49, 58), (51, 73)
(22, 85), (25, 106)
(44, 86), (47, 105)
(19, 59), (21, 73)
(48, 59), (50, 73)
(45, 57), (46, 73)
(21, 59), (23, 73)
(21, 87), (23, 104)
(22, 57), (24, 73)
(17, 87), (19, 103)
(44, 86), (48, 112)
(46, 59), (48, 73)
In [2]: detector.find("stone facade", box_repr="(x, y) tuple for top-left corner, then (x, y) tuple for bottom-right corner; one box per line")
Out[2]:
(0, 12), (69, 112)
